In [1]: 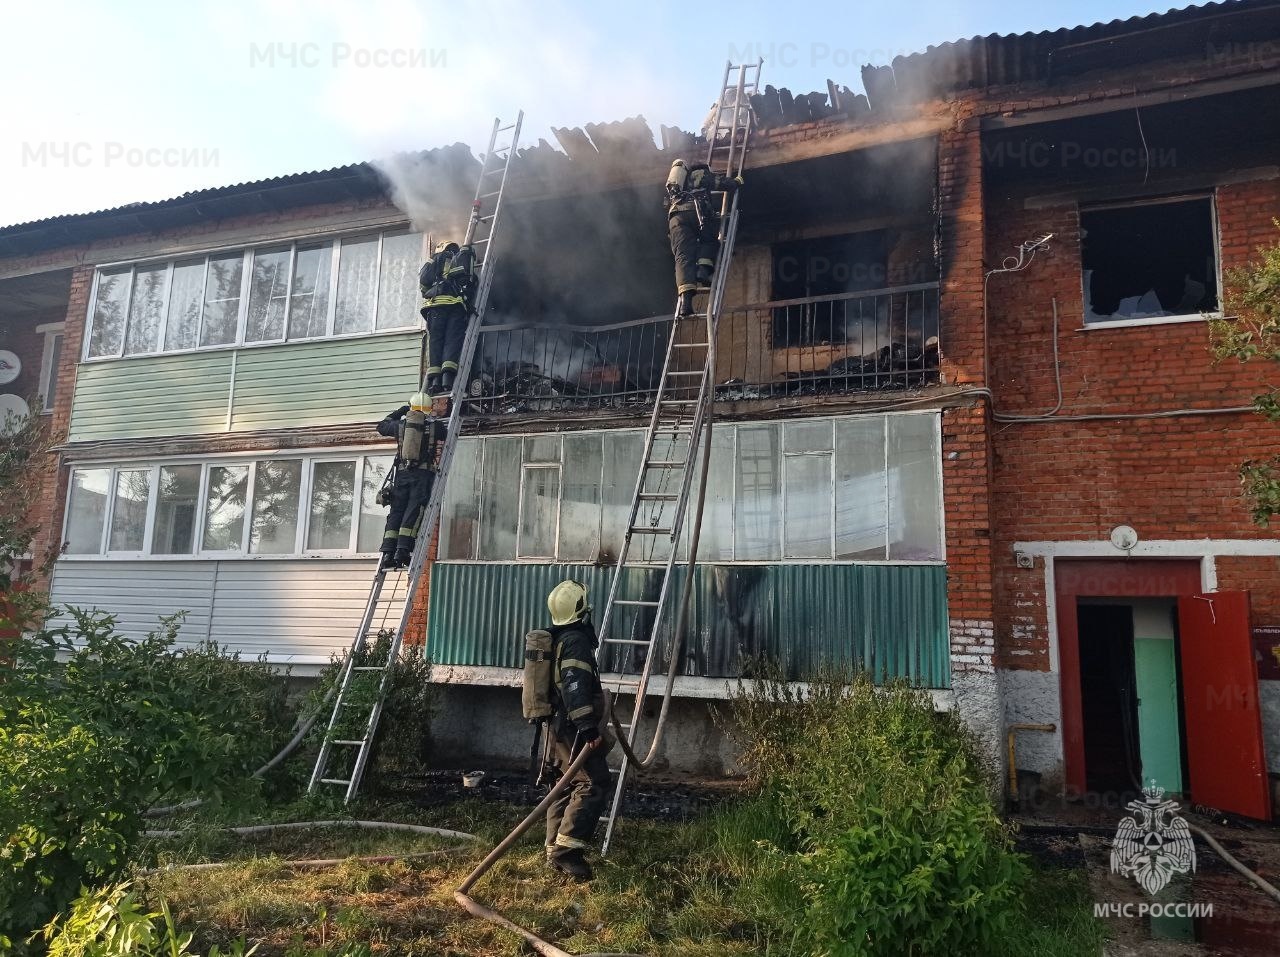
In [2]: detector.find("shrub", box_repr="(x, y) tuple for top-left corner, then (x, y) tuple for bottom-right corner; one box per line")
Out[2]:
(727, 671), (1029, 956)
(309, 632), (434, 785)
(40, 882), (254, 957)
(0, 610), (295, 947)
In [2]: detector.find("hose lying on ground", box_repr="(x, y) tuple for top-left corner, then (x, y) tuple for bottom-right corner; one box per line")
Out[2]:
(1188, 822), (1280, 906)
(453, 738), (645, 957)
(143, 819), (480, 842)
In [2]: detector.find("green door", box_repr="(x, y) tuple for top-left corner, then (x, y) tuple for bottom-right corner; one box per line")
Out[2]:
(1134, 637), (1183, 794)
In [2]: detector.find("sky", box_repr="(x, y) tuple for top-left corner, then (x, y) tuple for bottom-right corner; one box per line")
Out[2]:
(0, 0), (1190, 228)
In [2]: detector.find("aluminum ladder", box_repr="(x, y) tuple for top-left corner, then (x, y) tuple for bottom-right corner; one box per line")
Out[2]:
(308, 112), (524, 803)
(597, 62), (760, 855)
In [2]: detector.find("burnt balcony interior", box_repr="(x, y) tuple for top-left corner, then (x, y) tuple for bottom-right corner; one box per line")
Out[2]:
(469, 138), (939, 413)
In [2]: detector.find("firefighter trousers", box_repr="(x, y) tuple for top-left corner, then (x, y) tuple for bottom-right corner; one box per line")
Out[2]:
(545, 731), (613, 857)
(425, 304), (469, 376)
(668, 207), (720, 296)
(382, 468), (434, 556)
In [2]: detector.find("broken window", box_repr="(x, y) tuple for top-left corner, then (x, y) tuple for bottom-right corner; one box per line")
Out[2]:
(1081, 196), (1219, 324)
(771, 232), (888, 348)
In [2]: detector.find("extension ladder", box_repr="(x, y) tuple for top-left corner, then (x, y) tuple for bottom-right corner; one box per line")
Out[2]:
(597, 61), (760, 855)
(308, 112), (524, 803)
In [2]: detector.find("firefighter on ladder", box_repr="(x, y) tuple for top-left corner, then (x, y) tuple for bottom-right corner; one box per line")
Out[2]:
(420, 240), (478, 396)
(527, 579), (612, 881)
(665, 158), (742, 316)
(375, 392), (444, 570)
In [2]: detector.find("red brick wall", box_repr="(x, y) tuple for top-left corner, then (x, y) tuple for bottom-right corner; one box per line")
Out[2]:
(986, 178), (1280, 668)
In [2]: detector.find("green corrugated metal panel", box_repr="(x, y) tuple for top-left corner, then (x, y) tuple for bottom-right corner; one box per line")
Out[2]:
(232, 333), (420, 429)
(426, 562), (950, 687)
(69, 351), (234, 442)
(67, 333), (420, 442)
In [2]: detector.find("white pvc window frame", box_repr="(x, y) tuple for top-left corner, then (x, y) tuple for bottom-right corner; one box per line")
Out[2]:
(60, 446), (394, 561)
(81, 228), (422, 363)
(36, 322), (65, 414)
(446, 411), (947, 566)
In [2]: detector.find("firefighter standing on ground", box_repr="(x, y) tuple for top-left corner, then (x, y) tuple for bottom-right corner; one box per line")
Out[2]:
(528, 579), (612, 881)
(420, 240), (477, 395)
(665, 158), (742, 316)
(375, 392), (444, 569)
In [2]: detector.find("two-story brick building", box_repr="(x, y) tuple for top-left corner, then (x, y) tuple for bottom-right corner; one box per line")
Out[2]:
(3, 0), (1279, 813)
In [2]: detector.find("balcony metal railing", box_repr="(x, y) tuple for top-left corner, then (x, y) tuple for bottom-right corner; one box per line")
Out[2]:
(464, 283), (940, 413)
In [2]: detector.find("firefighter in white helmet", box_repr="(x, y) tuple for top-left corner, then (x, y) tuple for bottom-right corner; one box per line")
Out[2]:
(374, 391), (444, 570)
(664, 158), (742, 316)
(541, 579), (611, 881)
(420, 240), (477, 396)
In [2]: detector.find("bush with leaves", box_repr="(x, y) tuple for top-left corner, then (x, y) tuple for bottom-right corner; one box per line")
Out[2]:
(41, 882), (254, 957)
(0, 610), (295, 949)
(308, 631), (434, 786)
(1209, 220), (1280, 525)
(726, 671), (1028, 956)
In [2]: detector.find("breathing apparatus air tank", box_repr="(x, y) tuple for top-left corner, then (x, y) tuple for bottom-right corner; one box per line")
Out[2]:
(665, 158), (688, 195)
(522, 629), (554, 722)
(400, 392), (430, 465)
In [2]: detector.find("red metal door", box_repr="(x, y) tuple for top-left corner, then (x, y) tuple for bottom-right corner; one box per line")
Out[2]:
(1177, 591), (1272, 820)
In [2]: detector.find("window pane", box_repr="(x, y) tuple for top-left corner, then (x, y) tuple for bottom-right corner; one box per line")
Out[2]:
(358, 455), (396, 553)
(524, 435), (560, 464)
(250, 460), (302, 554)
(479, 437), (520, 560)
(784, 420), (832, 453)
(153, 464), (201, 554)
(519, 467), (560, 558)
(203, 464), (248, 551)
(334, 237), (378, 335)
(288, 243), (333, 339)
(307, 460), (356, 550)
(735, 424), (781, 560)
(601, 431), (643, 562)
(836, 418), (888, 559)
(88, 268), (130, 358)
(164, 260), (205, 351)
(439, 441), (480, 560)
(784, 453), (831, 559)
(65, 468), (110, 554)
(887, 414), (942, 560)
(680, 428), (734, 561)
(108, 468), (152, 552)
(377, 232), (422, 331)
(201, 254), (244, 346)
(246, 247), (291, 342)
(124, 265), (168, 355)
(559, 434), (601, 561)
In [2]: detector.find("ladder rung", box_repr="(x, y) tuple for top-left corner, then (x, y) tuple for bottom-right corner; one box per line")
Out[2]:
(666, 369), (704, 376)
(613, 598), (661, 606)
(320, 778), (352, 786)
(637, 493), (678, 501)
(352, 665), (384, 672)
(480, 190), (500, 199)
(609, 680), (641, 689)
(603, 638), (653, 646)
(630, 526), (673, 535)
(673, 341), (709, 348)
(497, 123), (516, 132)
(659, 399), (699, 406)
(333, 739), (366, 747)
(645, 460), (687, 468)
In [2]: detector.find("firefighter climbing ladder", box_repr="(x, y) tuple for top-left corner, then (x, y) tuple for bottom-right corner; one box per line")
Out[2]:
(309, 112), (524, 803)
(597, 60), (760, 855)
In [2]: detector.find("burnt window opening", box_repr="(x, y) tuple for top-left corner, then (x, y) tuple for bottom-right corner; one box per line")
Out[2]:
(1081, 196), (1219, 324)
(771, 232), (888, 347)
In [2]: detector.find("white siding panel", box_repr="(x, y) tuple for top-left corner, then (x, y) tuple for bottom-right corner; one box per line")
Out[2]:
(207, 559), (388, 664)
(50, 558), (389, 665)
(50, 561), (216, 642)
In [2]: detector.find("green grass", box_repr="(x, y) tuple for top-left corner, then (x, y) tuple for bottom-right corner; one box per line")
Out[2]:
(137, 795), (1106, 957)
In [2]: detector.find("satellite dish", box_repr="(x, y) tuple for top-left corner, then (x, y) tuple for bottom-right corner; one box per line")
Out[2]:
(0, 350), (20, 385)
(0, 394), (30, 435)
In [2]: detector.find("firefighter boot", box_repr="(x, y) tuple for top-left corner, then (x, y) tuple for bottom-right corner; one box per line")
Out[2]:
(676, 290), (696, 317)
(547, 848), (593, 882)
(696, 264), (714, 287)
(440, 368), (456, 395)
(425, 372), (442, 396)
